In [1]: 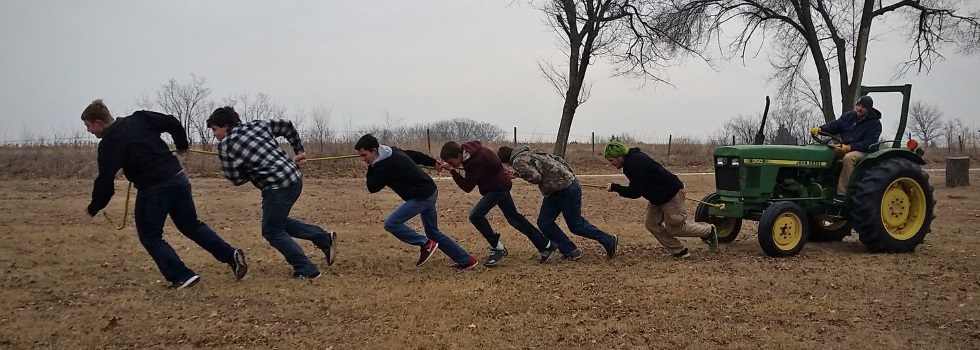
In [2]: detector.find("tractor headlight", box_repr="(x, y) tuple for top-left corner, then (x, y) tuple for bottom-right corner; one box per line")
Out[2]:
(730, 158), (740, 166)
(716, 158), (727, 166)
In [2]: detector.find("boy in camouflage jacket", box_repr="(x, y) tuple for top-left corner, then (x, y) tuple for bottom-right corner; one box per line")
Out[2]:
(497, 145), (618, 261)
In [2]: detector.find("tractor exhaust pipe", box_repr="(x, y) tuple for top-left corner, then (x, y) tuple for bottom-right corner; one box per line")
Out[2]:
(753, 96), (770, 145)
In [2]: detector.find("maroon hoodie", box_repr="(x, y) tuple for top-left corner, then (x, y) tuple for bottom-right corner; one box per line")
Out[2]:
(450, 141), (512, 195)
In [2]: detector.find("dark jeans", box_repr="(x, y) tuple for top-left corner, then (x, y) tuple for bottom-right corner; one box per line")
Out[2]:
(469, 190), (550, 251)
(134, 171), (235, 283)
(537, 181), (616, 255)
(383, 190), (472, 265)
(261, 182), (333, 276)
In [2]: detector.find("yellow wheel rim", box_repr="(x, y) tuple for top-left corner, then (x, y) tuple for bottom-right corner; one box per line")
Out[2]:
(772, 213), (803, 250)
(880, 177), (927, 240)
(713, 217), (738, 239)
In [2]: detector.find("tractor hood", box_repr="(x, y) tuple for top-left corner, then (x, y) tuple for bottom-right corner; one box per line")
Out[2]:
(714, 145), (836, 167)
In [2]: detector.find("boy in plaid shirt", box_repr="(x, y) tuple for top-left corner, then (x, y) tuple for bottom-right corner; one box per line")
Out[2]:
(208, 107), (336, 279)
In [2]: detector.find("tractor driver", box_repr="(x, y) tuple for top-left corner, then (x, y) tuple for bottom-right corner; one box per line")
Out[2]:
(809, 95), (882, 203)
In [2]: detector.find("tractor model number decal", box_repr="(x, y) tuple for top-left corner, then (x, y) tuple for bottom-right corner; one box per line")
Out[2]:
(743, 159), (827, 166)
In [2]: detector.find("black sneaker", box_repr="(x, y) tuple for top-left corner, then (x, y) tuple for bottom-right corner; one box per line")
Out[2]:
(170, 275), (200, 289)
(417, 240), (439, 267)
(832, 195), (846, 204)
(324, 231), (337, 267)
(292, 271), (321, 279)
(561, 249), (582, 261)
(229, 248), (248, 281)
(604, 235), (619, 260)
(483, 248), (508, 267)
(539, 242), (558, 264)
(671, 248), (691, 260)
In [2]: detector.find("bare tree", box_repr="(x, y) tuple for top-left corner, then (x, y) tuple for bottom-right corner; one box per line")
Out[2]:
(767, 104), (823, 145)
(908, 101), (944, 147)
(722, 114), (761, 144)
(539, 0), (700, 157)
(224, 92), (287, 122)
(305, 105), (335, 154)
(670, 0), (980, 123)
(155, 75), (213, 147)
(429, 118), (506, 142)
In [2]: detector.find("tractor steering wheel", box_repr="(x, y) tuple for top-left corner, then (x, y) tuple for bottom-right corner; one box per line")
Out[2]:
(811, 131), (843, 148)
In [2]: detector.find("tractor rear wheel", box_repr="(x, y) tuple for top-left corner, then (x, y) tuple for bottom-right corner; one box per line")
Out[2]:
(694, 193), (742, 243)
(758, 201), (809, 257)
(850, 158), (935, 253)
(807, 214), (852, 242)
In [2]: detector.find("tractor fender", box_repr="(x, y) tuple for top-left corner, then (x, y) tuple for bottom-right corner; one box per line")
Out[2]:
(848, 148), (924, 189)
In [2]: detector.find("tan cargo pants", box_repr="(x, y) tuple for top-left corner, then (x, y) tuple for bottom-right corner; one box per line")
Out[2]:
(838, 151), (867, 195)
(644, 188), (712, 254)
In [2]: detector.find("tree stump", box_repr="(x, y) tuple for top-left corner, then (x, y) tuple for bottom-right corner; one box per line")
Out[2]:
(946, 156), (970, 187)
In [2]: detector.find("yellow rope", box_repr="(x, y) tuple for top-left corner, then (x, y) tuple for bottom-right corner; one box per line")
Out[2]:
(306, 154), (360, 161)
(580, 182), (726, 210)
(174, 148), (358, 162)
(102, 182), (132, 230)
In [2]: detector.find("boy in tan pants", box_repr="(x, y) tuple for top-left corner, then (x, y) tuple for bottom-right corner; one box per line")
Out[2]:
(603, 141), (718, 259)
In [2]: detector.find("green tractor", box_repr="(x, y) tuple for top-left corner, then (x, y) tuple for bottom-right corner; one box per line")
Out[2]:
(696, 84), (936, 257)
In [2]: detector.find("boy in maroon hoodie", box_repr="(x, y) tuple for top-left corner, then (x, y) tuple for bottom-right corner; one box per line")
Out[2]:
(439, 141), (556, 266)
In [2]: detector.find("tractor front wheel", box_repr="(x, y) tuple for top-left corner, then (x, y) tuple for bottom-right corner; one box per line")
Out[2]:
(850, 158), (935, 253)
(758, 201), (809, 257)
(694, 193), (742, 243)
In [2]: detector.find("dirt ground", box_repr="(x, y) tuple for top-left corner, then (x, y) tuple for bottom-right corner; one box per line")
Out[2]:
(1, 170), (978, 349)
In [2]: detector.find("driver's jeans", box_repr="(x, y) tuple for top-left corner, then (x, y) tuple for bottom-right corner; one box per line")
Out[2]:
(838, 151), (868, 195)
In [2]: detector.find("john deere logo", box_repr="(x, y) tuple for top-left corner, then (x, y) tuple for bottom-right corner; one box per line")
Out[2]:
(742, 159), (827, 167)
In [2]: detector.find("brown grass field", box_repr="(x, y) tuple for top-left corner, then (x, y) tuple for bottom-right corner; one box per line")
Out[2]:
(1, 156), (978, 349)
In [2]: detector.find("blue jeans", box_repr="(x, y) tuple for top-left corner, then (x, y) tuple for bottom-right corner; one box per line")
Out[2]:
(537, 181), (616, 255)
(383, 190), (472, 265)
(134, 172), (235, 283)
(261, 182), (333, 276)
(470, 190), (550, 251)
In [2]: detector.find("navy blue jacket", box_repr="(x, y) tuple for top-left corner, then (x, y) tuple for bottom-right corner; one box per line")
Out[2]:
(610, 148), (684, 205)
(820, 108), (882, 152)
(87, 111), (189, 215)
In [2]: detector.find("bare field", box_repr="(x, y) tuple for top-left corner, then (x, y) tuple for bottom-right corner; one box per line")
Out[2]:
(1, 171), (978, 349)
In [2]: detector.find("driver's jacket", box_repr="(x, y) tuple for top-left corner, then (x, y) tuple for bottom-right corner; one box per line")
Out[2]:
(819, 108), (882, 152)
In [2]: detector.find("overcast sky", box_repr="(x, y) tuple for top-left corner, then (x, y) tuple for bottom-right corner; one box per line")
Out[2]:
(1, 1), (977, 145)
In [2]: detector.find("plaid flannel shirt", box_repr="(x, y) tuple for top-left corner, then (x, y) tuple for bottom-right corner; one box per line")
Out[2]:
(218, 119), (305, 190)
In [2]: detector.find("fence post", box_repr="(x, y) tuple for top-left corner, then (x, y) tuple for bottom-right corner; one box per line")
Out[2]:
(732, 135), (735, 145)
(667, 134), (673, 157)
(426, 128), (431, 153)
(960, 135), (965, 153)
(513, 126), (517, 145)
(592, 131), (595, 155)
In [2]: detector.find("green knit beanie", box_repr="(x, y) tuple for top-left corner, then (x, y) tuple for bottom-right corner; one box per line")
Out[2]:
(603, 141), (628, 158)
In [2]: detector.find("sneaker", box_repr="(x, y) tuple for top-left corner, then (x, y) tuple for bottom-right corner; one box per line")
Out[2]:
(672, 248), (691, 260)
(701, 225), (719, 253)
(170, 275), (200, 289)
(417, 240), (439, 267)
(324, 231), (337, 267)
(229, 248), (248, 281)
(604, 235), (619, 260)
(561, 249), (582, 261)
(539, 242), (558, 264)
(292, 271), (321, 279)
(457, 256), (480, 270)
(484, 248), (508, 267)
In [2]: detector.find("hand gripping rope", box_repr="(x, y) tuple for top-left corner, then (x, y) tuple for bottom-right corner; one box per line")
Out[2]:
(101, 149), (360, 230)
(579, 182), (726, 210)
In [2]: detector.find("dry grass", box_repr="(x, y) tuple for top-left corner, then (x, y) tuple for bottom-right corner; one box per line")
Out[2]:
(1, 172), (978, 349)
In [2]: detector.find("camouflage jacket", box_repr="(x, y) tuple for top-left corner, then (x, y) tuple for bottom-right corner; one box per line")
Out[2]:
(509, 145), (576, 196)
